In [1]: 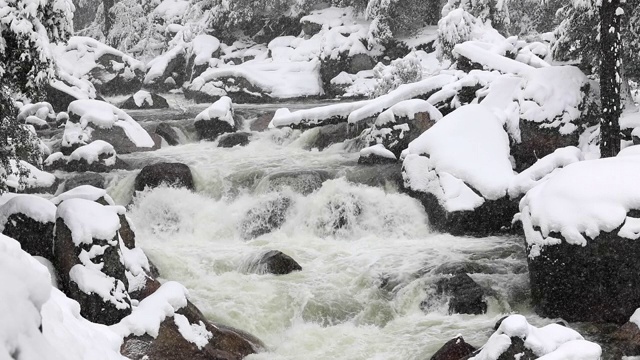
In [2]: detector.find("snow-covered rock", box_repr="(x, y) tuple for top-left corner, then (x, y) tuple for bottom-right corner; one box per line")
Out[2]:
(4, 160), (58, 194)
(516, 149), (640, 322)
(63, 100), (157, 154)
(470, 315), (601, 360)
(119, 91), (169, 110)
(54, 198), (132, 325)
(270, 100), (373, 129)
(52, 37), (144, 97)
(401, 104), (517, 234)
(194, 96), (237, 141)
(358, 144), (397, 165)
(361, 99), (443, 157)
(0, 194), (56, 260)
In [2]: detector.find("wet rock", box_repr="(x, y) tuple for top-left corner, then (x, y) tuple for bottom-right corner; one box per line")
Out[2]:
(90, 53), (144, 96)
(435, 273), (487, 315)
(358, 145), (398, 165)
(135, 162), (195, 192)
(362, 110), (438, 159)
(609, 321), (640, 356)
(307, 123), (358, 151)
(255, 170), (330, 195)
(45, 83), (82, 113)
(349, 53), (376, 73)
(250, 112), (275, 131)
(155, 123), (181, 146)
(324, 195), (362, 231)
(433, 261), (494, 276)
(240, 195), (291, 239)
(526, 226), (640, 323)
(430, 336), (476, 360)
(194, 97), (236, 142)
(119, 214), (136, 249)
(218, 132), (250, 148)
(120, 91), (169, 110)
(91, 125), (162, 154)
(251, 250), (302, 275)
(122, 301), (261, 360)
(63, 172), (105, 191)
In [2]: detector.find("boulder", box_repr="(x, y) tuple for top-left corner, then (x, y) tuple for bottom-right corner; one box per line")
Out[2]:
(254, 170), (329, 195)
(90, 126), (162, 154)
(45, 82), (82, 113)
(240, 195), (292, 240)
(155, 123), (181, 146)
(307, 123), (358, 151)
(218, 132), (251, 148)
(610, 320), (640, 356)
(120, 91), (170, 110)
(358, 144), (397, 165)
(135, 162), (195, 192)
(0, 195), (56, 260)
(348, 53), (376, 74)
(248, 250), (302, 275)
(434, 273), (487, 315)
(301, 20), (322, 36)
(511, 120), (580, 172)
(250, 112), (275, 131)
(194, 96), (237, 141)
(54, 199), (132, 325)
(430, 336), (476, 360)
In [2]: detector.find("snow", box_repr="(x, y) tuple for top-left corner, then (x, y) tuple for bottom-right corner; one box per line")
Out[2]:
(630, 308), (640, 328)
(133, 90), (153, 107)
(0, 194), (56, 232)
(194, 96), (234, 126)
(67, 100), (155, 148)
(153, 0), (189, 20)
(518, 152), (640, 255)
(51, 185), (116, 206)
(0, 233), (61, 360)
(41, 289), (126, 360)
(5, 160), (56, 191)
(300, 6), (356, 29)
(69, 264), (130, 310)
(144, 42), (185, 85)
(403, 104), (513, 201)
(470, 315), (600, 360)
(192, 34), (220, 66)
(454, 41), (533, 75)
(508, 147), (583, 198)
(173, 314), (212, 349)
(62, 121), (90, 148)
(69, 140), (116, 166)
(348, 74), (457, 124)
(18, 102), (54, 121)
(112, 281), (189, 338)
(360, 144), (397, 160)
(375, 99), (443, 127)
(270, 99), (373, 128)
(26, 115), (49, 127)
(56, 198), (122, 245)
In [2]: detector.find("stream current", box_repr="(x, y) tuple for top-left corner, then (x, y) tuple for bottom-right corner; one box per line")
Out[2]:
(97, 102), (549, 359)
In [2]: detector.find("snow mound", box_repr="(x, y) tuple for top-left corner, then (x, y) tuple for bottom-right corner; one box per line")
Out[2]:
(360, 144), (397, 160)
(18, 102), (55, 122)
(470, 314), (600, 360)
(270, 99), (372, 128)
(403, 104), (513, 201)
(5, 160), (56, 191)
(133, 90), (153, 107)
(195, 96), (234, 126)
(454, 41), (533, 75)
(56, 198), (122, 245)
(51, 185), (116, 206)
(300, 6), (357, 30)
(518, 151), (640, 255)
(192, 34), (220, 66)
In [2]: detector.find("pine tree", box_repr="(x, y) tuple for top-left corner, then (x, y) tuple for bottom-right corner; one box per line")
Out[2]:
(0, 0), (74, 191)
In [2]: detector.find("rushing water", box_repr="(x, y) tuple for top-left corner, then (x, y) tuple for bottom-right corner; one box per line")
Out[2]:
(103, 103), (549, 359)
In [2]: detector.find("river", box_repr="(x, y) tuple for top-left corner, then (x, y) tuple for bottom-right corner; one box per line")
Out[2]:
(101, 102), (547, 359)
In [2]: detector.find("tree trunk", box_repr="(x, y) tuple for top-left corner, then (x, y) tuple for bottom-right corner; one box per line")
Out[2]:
(599, 0), (623, 158)
(103, 0), (115, 35)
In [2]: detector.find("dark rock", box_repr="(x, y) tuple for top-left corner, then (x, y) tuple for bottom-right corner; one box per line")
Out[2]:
(90, 54), (144, 96)
(511, 120), (579, 172)
(435, 273), (487, 315)
(301, 20), (322, 36)
(308, 123), (358, 151)
(358, 152), (397, 165)
(63, 173), (105, 191)
(349, 53), (376, 73)
(119, 214), (136, 249)
(609, 321), (640, 356)
(195, 118), (235, 141)
(363, 112), (437, 159)
(2, 213), (54, 260)
(253, 250), (302, 275)
(120, 92), (170, 110)
(66, 154), (117, 173)
(430, 336), (476, 360)
(494, 337), (535, 360)
(145, 54), (186, 92)
(250, 112), (275, 131)
(45, 83), (82, 113)
(403, 185), (519, 236)
(526, 225), (640, 323)
(135, 162), (195, 192)
(434, 261), (494, 276)
(255, 170), (330, 195)
(218, 132), (250, 148)
(155, 123), (181, 146)
(240, 196), (292, 239)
